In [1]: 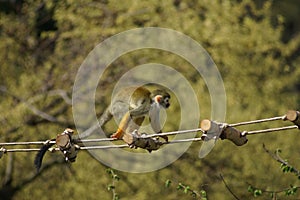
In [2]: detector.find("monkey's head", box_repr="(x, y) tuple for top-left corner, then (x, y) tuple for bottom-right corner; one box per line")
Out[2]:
(151, 89), (171, 109)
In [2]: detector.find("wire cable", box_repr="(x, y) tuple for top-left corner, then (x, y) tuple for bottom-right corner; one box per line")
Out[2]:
(0, 113), (299, 154)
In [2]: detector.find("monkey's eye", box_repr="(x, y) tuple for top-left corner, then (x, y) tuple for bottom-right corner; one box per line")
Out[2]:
(164, 98), (170, 108)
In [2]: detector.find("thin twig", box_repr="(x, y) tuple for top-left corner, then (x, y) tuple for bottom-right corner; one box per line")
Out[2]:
(106, 169), (120, 200)
(0, 87), (59, 123)
(247, 181), (300, 196)
(219, 174), (240, 200)
(262, 144), (300, 176)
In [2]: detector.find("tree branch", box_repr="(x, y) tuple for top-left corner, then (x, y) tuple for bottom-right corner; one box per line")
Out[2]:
(219, 174), (240, 200)
(262, 143), (300, 176)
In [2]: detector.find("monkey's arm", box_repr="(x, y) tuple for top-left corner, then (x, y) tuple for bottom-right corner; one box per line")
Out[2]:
(149, 104), (168, 142)
(149, 103), (161, 133)
(34, 140), (55, 172)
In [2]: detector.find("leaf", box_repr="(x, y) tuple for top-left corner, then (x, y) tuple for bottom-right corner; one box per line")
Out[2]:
(254, 189), (262, 197)
(285, 185), (298, 196)
(191, 191), (197, 198)
(281, 165), (291, 173)
(200, 190), (207, 200)
(113, 174), (120, 181)
(248, 185), (254, 193)
(114, 194), (119, 200)
(165, 179), (172, 188)
(275, 148), (282, 153)
(184, 186), (190, 194)
(106, 168), (113, 175)
(107, 184), (115, 191)
(177, 183), (184, 190)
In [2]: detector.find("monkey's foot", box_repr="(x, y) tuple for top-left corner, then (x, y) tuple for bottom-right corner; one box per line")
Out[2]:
(159, 135), (168, 143)
(122, 130), (163, 152)
(110, 129), (123, 139)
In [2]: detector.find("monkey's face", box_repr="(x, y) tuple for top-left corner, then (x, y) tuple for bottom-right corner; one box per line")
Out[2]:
(162, 95), (170, 108)
(154, 94), (170, 109)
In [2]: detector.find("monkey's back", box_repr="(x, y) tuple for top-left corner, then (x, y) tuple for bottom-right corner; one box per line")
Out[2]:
(110, 86), (151, 122)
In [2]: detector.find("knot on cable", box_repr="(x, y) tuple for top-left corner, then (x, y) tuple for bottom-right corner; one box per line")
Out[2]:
(284, 110), (300, 129)
(0, 147), (7, 159)
(56, 128), (79, 162)
(122, 130), (164, 153)
(200, 119), (248, 146)
(43, 139), (52, 145)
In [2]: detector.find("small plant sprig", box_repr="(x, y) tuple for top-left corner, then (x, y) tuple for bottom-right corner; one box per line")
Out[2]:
(165, 179), (207, 200)
(247, 144), (300, 198)
(106, 168), (120, 200)
(263, 144), (300, 179)
(247, 184), (299, 198)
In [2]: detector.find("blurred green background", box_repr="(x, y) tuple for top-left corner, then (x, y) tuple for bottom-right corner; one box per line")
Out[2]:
(0, 0), (299, 199)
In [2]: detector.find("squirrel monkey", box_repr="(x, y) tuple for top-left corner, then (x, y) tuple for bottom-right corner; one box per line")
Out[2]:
(34, 87), (170, 171)
(99, 86), (171, 142)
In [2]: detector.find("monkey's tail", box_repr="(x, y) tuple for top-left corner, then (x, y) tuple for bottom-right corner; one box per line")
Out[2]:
(34, 139), (55, 172)
(72, 108), (113, 140)
(99, 108), (113, 127)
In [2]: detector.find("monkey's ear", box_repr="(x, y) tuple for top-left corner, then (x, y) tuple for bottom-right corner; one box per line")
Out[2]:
(151, 89), (170, 99)
(154, 95), (163, 103)
(151, 89), (163, 98)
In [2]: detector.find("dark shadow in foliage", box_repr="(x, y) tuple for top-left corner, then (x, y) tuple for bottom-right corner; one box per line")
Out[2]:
(0, 159), (65, 200)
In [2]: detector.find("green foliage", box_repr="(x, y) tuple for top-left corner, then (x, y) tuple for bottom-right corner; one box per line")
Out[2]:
(0, 0), (299, 200)
(285, 185), (298, 196)
(106, 168), (120, 200)
(199, 190), (208, 200)
(165, 180), (207, 199)
(165, 179), (172, 188)
(247, 148), (300, 198)
(248, 185), (262, 197)
(281, 162), (295, 173)
(276, 151), (300, 179)
(107, 168), (121, 181)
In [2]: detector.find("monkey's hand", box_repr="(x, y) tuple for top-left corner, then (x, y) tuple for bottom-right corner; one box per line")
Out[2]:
(34, 139), (55, 172)
(123, 130), (163, 152)
(157, 131), (168, 143)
